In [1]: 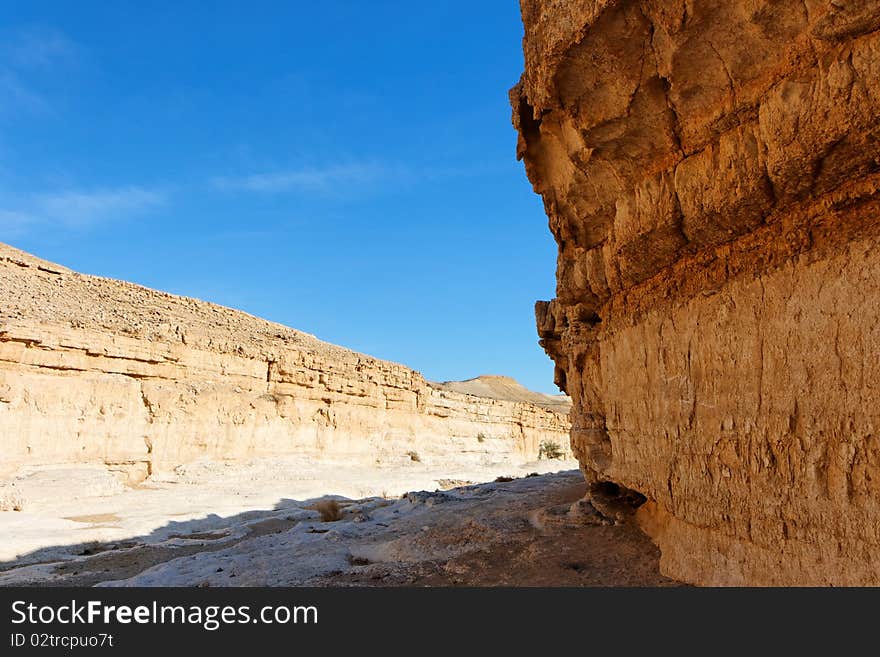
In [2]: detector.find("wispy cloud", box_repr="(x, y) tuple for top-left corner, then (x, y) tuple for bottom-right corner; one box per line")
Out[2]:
(0, 210), (36, 237)
(210, 157), (511, 197)
(0, 26), (79, 118)
(0, 186), (166, 237)
(37, 187), (165, 228)
(0, 71), (50, 115)
(2, 27), (77, 70)
(211, 162), (388, 193)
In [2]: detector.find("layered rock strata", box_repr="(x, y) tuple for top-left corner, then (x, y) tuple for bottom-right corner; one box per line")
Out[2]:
(0, 243), (570, 483)
(513, 0), (880, 584)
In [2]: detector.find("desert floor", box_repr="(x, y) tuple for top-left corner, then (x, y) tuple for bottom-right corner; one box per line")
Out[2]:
(0, 457), (677, 586)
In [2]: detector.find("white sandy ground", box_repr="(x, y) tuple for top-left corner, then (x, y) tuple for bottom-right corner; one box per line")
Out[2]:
(0, 455), (582, 585)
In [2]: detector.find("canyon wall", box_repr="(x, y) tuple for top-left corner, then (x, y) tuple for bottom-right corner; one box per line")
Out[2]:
(0, 243), (571, 484)
(513, 0), (880, 584)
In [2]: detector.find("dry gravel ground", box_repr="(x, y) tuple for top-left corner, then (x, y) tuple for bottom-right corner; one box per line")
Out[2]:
(0, 467), (678, 587)
(320, 473), (679, 587)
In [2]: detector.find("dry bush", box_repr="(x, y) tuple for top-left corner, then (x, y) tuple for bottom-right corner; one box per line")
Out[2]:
(313, 499), (342, 522)
(494, 475), (514, 483)
(406, 450), (421, 462)
(0, 485), (23, 512)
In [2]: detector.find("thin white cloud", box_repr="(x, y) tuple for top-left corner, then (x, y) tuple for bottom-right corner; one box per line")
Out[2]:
(37, 187), (165, 228)
(0, 209), (36, 237)
(0, 27), (79, 118)
(212, 162), (387, 193)
(210, 158), (512, 196)
(0, 70), (50, 115)
(0, 186), (166, 238)
(3, 27), (77, 70)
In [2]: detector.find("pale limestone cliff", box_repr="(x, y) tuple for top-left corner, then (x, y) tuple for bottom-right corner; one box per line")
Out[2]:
(513, 0), (880, 584)
(0, 243), (571, 484)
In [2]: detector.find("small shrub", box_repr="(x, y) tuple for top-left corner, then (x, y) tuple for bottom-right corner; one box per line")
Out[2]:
(313, 499), (342, 522)
(0, 485), (23, 512)
(406, 450), (421, 462)
(476, 432), (487, 443)
(538, 440), (564, 460)
(437, 478), (471, 490)
(494, 475), (514, 483)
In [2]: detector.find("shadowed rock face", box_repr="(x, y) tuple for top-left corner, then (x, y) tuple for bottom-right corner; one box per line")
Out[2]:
(513, 0), (880, 585)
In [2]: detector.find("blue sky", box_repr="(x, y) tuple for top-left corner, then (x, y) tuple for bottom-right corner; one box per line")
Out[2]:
(0, 1), (561, 393)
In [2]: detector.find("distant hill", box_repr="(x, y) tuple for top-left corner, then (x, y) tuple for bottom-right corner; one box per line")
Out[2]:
(430, 375), (571, 414)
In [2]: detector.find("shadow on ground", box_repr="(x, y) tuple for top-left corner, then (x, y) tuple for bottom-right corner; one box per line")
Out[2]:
(0, 471), (681, 587)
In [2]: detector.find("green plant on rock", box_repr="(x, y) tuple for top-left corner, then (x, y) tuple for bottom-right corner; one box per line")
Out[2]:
(538, 440), (564, 460)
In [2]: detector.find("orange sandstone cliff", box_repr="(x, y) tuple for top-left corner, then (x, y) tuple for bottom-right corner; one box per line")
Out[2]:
(512, 0), (880, 584)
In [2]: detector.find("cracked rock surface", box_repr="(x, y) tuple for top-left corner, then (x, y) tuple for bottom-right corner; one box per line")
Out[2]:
(513, 0), (880, 584)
